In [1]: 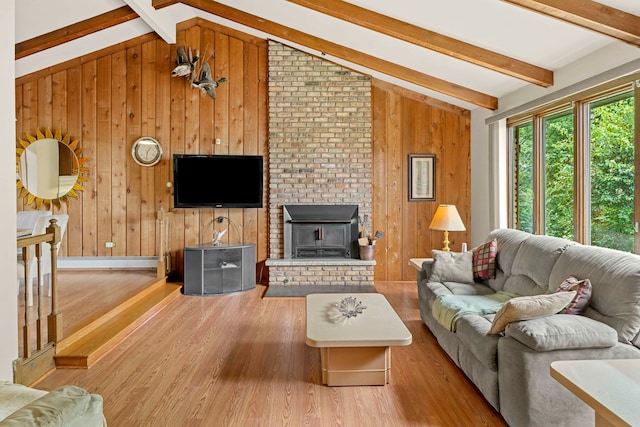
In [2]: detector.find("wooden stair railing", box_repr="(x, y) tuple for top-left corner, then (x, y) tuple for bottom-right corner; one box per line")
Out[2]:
(15, 218), (62, 385)
(157, 206), (174, 279)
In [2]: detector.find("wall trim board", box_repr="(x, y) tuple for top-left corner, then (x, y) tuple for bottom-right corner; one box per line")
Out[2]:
(58, 256), (157, 270)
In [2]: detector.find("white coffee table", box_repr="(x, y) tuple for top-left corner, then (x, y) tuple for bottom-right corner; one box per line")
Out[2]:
(305, 293), (412, 386)
(551, 359), (640, 427)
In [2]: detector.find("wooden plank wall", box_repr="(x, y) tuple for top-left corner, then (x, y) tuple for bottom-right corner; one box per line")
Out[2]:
(15, 19), (269, 280)
(372, 81), (471, 281)
(14, 19), (470, 283)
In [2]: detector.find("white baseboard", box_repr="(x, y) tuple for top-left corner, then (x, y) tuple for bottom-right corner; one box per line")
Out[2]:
(58, 256), (158, 270)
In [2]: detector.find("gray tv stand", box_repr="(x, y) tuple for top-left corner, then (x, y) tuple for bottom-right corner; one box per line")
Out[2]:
(183, 243), (256, 295)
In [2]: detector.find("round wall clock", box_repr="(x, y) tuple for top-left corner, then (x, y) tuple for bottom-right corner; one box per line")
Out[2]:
(132, 137), (163, 166)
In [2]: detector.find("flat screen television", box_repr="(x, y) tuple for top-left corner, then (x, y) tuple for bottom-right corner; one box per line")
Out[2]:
(173, 154), (264, 208)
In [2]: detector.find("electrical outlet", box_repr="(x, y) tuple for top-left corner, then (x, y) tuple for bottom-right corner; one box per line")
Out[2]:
(105, 242), (115, 248)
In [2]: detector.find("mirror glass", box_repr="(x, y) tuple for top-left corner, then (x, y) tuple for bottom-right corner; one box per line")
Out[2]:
(18, 138), (79, 199)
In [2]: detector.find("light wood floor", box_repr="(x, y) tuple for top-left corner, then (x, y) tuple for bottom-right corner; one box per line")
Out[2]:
(18, 270), (159, 353)
(32, 278), (507, 427)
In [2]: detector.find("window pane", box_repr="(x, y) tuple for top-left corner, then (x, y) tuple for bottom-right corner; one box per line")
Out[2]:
(589, 93), (634, 252)
(513, 123), (533, 233)
(543, 111), (574, 239)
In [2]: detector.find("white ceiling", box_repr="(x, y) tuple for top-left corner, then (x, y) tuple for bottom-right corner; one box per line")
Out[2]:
(14, 0), (640, 111)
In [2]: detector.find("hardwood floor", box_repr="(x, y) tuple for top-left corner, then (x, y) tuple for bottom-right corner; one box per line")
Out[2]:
(32, 279), (507, 426)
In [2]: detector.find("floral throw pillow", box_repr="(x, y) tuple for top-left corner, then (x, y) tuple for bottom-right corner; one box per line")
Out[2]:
(555, 276), (592, 315)
(472, 239), (497, 280)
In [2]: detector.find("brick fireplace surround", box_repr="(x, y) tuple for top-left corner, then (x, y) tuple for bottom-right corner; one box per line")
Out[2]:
(266, 41), (374, 286)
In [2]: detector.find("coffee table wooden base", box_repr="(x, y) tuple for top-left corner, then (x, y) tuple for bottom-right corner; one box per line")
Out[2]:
(306, 293), (411, 387)
(321, 346), (391, 386)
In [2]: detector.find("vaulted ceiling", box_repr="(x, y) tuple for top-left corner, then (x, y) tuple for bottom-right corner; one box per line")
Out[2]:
(14, 0), (640, 111)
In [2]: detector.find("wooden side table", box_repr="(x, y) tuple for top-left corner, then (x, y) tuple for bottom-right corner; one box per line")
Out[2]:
(409, 258), (432, 271)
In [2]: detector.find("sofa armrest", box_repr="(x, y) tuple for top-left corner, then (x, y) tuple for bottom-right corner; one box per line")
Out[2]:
(505, 315), (618, 352)
(0, 385), (105, 427)
(417, 259), (435, 283)
(0, 382), (47, 421)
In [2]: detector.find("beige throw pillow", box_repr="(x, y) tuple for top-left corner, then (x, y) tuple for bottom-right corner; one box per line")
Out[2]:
(429, 250), (474, 284)
(488, 291), (576, 334)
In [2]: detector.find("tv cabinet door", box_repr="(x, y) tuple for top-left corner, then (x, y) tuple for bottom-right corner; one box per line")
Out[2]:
(184, 248), (205, 295)
(183, 244), (256, 295)
(218, 248), (242, 293)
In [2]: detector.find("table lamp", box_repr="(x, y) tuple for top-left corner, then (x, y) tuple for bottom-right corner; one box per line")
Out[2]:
(429, 204), (465, 252)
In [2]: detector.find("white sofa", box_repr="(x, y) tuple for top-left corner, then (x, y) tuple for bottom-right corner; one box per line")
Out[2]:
(417, 228), (640, 427)
(0, 381), (106, 426)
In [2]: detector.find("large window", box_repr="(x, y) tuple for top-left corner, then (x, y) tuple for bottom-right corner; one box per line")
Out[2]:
(512, 122), (533, 233)
(544, 109), (574, 239)
(509, 85), (638, 253)
(589, 94), (635, 252)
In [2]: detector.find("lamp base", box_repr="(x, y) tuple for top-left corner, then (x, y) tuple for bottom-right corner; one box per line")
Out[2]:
(441, 230), (451, 252)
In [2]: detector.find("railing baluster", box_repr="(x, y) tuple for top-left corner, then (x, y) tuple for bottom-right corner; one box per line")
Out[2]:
(36, 242), (43, 351)
(21, 247), (31, 359)
(47, 219), (62, 343)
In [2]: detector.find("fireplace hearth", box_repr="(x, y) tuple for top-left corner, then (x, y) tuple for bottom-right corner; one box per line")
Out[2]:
(283, 205), (359, 259)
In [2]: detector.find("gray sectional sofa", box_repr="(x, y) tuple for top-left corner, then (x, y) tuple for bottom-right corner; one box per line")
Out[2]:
(417, 228), (640, 427)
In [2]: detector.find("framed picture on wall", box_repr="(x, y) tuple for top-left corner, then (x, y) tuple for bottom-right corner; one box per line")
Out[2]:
(408, 154), (435, 201)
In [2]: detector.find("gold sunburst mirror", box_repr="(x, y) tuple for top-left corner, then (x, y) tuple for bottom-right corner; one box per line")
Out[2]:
(16, 128), (89, 209)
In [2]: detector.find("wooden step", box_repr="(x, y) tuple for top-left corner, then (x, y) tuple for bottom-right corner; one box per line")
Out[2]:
(55, 278), (182, 369)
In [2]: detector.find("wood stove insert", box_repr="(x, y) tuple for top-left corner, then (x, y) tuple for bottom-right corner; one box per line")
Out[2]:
(283, 205), (359, 259)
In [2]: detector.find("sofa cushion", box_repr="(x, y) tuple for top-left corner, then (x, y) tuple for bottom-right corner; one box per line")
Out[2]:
(505, 315), (618, 351)
(555, 276), (592, 315)
(472, 239), (497, 280)
(485, 229), (532, 292)
(432, 292), (513, 332)
(425, 281), (495, 298)
(456, 314), (500, 371)
(488, 292), (576, 334)
(549, 244), (640, 345)
(429, 250), (473, 284)
(486, 228), (531, 277)
(500, 275), (543, 298)
(504, 234), (575, 295)
(422, 281), (495, 312)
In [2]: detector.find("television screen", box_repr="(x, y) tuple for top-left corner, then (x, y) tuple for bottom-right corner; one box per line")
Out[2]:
(173, 154), (264, 208)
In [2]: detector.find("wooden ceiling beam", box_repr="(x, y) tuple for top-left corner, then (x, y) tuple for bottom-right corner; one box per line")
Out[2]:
(123, 0), (177, 43)
(15, 6), (139, 59)
(502, 0), (640, 47)
(288, 0), (553, 88)
(152, 0), (497, 109)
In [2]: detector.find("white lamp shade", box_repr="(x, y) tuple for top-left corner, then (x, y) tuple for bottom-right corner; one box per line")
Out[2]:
(429, 205), (466, 231)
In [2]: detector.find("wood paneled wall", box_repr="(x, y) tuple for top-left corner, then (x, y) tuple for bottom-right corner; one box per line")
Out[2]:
(372, 81), (471, 281)
(14, 18), (470, 283)
(15, 19), (269, 279)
